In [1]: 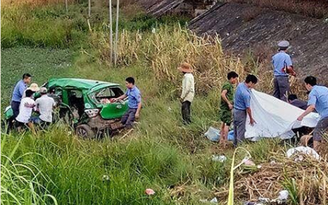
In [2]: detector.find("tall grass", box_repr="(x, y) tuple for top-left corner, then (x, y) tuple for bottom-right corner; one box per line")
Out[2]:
(2, 1), (327, 204)
(1, 122), (230, 204)
(1, 5), (88, 48)
(1, 134), (57, 204)
(91, 25), (251, 96)
(2, 0), (76, 8)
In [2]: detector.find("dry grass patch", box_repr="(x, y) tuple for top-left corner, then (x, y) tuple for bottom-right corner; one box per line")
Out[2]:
(215, 153), (328, 204)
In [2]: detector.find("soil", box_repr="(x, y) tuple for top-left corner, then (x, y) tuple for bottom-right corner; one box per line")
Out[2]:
(189, 2), (328, 84)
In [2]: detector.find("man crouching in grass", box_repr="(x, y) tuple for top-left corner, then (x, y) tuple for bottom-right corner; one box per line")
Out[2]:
(219, 71), (239, 147)
(114, 77), (142, 129)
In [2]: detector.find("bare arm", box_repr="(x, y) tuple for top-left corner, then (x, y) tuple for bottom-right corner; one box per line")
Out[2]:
(116, 94), (127, 101)
(297, 104), (315, 121)
(24, 102), (35, 108)
(246, 107), (255, 126)
(221, 90), (233, 109)
(135, 102), (142, 118)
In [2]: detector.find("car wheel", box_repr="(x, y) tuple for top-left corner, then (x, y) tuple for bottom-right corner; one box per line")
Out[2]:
(76, 124), (95, 139)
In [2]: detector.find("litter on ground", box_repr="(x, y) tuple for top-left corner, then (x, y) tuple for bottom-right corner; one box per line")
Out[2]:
(145, 188), (155, 196)
(212, 155), (227, 162)
(204, 126), (234, 142)
(286, 146), (320, 160)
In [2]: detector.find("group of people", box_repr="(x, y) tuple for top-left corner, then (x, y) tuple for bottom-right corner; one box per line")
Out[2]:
(10, 73), (56, 132)
(9, 74), (142, 133)
(8, 41), (328, 148)
(178, 41), (328, 151)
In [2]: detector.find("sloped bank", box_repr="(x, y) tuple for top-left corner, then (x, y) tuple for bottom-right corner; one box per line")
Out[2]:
(189, 2), (328, 83)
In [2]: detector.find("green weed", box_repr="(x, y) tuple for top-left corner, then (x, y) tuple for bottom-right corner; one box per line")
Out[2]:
(1, 134), (58, 204)
(1, 47), (73, 109)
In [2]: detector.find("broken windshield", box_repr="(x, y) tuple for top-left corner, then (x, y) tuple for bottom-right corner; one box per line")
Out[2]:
(89, 86), (124, 104)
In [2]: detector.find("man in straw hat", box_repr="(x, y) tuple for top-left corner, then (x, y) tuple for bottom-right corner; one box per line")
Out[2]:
(27, 83), (40, 93)
(272, 40), (296, 101)
(178, 62), (195, 124)
(297, 76), (328, 151)
(11, 73), (32, 119)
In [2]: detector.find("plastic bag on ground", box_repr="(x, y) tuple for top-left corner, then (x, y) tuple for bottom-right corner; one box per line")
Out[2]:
(204, 127), (234, 142)
(286, 146), (320, 160)
(204, 127), (220, 142)
(212, 155), (227, 162)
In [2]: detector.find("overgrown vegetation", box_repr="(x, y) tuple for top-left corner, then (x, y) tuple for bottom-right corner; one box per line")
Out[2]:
(1, 0), (328, 204)
(1, 4), (89, 48)
(1, 1), (188, 49)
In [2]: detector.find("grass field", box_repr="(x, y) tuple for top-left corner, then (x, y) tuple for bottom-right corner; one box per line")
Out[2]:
(1, 1), (328, 204)
(1, 47), (73, 108)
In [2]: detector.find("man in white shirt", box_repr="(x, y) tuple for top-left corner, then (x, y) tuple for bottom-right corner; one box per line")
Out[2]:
(16, 89), (36, 133)
(35, 87), (56, 128)
(178, 62), (195, 124)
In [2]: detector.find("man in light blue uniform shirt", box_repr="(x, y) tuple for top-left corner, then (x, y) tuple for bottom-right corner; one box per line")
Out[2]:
(114, 77), (142, 129)
(272, 40), (296, 101)
(11, 73), (32, 118)
(297, 76), (328, 151)
(233, 74), (258, 146)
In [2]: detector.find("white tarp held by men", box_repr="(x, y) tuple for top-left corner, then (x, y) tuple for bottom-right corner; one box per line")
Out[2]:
(245, 89), (320, 140)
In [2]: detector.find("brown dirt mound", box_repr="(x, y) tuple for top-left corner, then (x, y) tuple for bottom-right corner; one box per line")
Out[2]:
(189, 2), (328, 86)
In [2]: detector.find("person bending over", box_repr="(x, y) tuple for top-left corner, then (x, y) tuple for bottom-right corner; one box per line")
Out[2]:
(233, 74), (258, 146)
(297, 76), (328, 151)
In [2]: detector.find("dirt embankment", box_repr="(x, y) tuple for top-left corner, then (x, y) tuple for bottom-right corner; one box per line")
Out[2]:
(189, 2), (328, 83)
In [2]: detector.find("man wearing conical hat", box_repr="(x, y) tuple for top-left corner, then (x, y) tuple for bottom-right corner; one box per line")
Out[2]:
(178, 62), (195, 124)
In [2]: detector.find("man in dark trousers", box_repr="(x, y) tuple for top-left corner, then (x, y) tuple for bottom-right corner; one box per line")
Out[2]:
(178, 63), (195, 125)
(114, 77), (142, 129)
(288, 94), (308, 110)
(233, 74), (258, 146)
(272, 40), (296, 101)
(11, 73), (32, 118)
(297, 76), (328, 151)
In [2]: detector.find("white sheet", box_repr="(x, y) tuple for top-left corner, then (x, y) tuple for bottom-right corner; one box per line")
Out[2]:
(245, 89), (320, 140)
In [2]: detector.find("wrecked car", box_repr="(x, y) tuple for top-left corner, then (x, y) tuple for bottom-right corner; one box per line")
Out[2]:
(4, 78), (129, 138)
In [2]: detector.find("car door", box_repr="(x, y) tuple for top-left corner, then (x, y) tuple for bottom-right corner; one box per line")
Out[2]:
(90, 86), (128, 119)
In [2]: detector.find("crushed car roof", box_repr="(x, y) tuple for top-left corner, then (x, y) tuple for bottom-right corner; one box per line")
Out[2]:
(47, 78), (120, 91)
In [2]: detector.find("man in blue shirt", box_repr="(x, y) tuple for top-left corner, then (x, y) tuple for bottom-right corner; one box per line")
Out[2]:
(11, 73), (32, 118)
(233, 74), (258, 146)
(297, 76), (328, 151)
(114, 77), (142, 129)
(272, 40), (296, 101)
